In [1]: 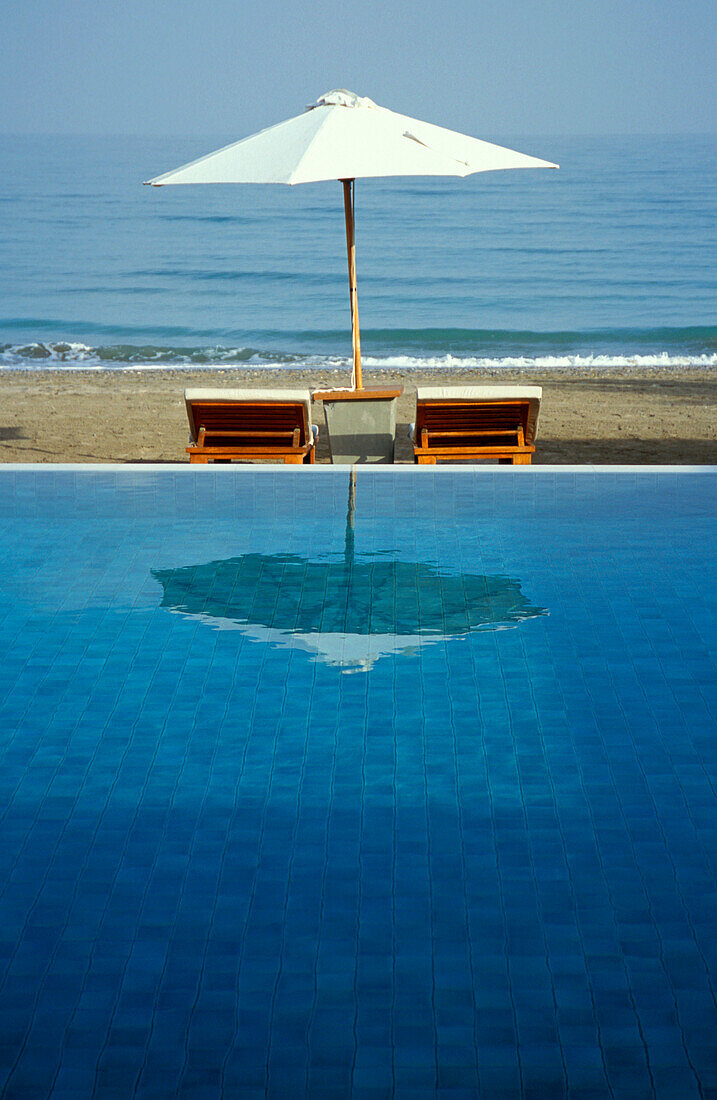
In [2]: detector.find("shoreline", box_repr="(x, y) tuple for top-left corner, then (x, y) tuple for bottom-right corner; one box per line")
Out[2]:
(0, 365), (715, 465)
(1, 360), (715, 377)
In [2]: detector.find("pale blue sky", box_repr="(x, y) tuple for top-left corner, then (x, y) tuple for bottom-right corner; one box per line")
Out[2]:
(1, 0), (715, 136)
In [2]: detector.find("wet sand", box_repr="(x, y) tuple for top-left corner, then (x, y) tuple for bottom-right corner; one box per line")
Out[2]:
(0, 366), (715, 464)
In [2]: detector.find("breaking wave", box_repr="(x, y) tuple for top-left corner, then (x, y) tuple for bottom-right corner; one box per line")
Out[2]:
(0, 339), (715, 373)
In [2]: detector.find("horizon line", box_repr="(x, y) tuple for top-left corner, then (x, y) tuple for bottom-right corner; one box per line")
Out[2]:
(2, 130), (716, 140)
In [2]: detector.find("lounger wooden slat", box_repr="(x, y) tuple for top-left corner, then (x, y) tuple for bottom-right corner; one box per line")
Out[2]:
(184, 389), (318, 464)
(197, 429), (302, 441)
(412, 386), (541, 465)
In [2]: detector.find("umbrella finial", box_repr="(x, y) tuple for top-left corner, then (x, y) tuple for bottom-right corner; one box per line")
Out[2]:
(309, 90), (378, 111)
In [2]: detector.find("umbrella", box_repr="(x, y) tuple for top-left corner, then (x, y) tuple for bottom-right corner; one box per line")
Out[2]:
(145, 89), (557, 389)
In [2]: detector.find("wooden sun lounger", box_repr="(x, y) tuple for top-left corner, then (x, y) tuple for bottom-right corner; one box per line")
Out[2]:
(184, 388), (318, 464)
(411, 386), (542, 465)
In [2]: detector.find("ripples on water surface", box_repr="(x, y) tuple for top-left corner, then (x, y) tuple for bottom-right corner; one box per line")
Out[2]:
(1, 134), (715, 370)
(0, 469), (715, 1095)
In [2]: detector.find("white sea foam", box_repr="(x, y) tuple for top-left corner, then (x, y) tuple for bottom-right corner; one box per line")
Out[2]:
(1, 342), (715, 372)
(361, 352), (717, 371)
(0, 341), (101, 366)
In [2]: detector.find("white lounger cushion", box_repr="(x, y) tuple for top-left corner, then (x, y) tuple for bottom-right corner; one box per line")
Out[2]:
(414, 385), (542, 443)
(184, 388), (316, 444)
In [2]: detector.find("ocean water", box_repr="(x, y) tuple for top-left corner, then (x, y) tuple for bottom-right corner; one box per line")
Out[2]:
(0, 133), (715, 373)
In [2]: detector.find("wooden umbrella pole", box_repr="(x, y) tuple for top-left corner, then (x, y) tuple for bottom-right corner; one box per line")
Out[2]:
(342, 178), (363, 390)
(344, 468), (356, 566)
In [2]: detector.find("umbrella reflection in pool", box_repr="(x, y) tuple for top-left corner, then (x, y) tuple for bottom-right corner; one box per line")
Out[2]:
(152, 556), (547, 672)
(152, 474), (547, 672)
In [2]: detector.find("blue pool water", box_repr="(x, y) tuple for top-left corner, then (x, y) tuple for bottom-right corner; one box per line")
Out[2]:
(0, 467), (715, 1098)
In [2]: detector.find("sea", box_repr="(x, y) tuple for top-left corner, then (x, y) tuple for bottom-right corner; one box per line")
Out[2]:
(1, 133), (715, 374)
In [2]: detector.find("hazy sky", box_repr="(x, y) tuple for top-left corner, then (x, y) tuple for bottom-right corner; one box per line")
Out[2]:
(2, 0), (715, 137)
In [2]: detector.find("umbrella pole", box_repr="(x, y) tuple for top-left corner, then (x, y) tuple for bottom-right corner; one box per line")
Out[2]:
(342, 179), (363, 391)
(344, 468), (356, 566)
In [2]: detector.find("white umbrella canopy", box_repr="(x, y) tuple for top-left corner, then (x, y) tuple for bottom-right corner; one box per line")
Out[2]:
(146, 89), (557, 186)
(145, 90), (558, 387)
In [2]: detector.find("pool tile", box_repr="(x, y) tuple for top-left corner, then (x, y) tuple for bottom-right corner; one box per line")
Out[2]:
(0, 468), (715, 1097)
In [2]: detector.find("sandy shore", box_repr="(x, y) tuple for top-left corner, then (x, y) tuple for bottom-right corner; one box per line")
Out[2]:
(0, 366), (715, 464)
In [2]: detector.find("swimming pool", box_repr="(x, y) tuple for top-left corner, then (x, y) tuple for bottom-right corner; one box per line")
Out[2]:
(0, 466), (715, 1098)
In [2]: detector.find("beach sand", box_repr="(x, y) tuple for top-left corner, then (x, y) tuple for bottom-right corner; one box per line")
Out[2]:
(0, 366), (715, 464)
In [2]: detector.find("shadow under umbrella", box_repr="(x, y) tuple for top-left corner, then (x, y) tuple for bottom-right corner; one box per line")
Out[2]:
(152, 472), (548, 672)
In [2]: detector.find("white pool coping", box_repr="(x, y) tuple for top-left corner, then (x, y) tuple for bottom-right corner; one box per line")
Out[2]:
(0, 464), (715, 475)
